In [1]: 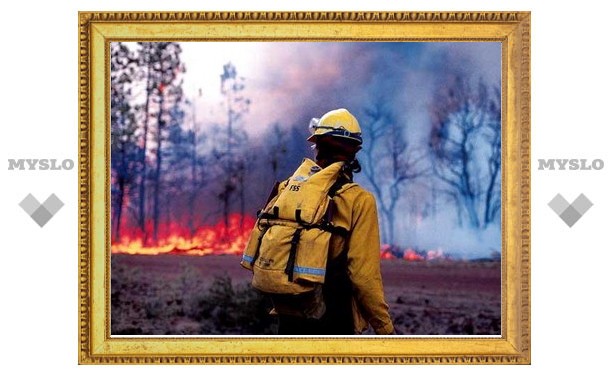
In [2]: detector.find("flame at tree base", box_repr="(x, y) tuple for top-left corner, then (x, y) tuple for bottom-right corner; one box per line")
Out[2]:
(112, 214), (452, 261)
(111, 214), (255, 256)
(380, 244), (451, 261)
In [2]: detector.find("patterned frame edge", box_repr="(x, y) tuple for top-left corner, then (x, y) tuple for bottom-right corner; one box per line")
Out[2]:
(78, 10), (530, 364)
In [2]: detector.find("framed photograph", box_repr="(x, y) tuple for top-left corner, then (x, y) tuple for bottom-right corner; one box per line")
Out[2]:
(79, 11), (530, 364)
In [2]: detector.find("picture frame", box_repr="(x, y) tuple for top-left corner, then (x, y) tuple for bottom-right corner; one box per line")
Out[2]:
(78, 10), (530, 364)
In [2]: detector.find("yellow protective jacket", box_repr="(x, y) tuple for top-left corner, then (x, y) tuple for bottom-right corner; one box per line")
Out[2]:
(329, 181), (394, 335)
(277, 175), (395, 335)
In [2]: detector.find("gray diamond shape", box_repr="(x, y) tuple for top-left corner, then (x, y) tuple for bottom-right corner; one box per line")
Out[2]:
(549, 193), (594, 227)
(559, 206), (582, 227)
(30, 205), (53, 227)
(548, 194), (570, 215)
(42, 193), (64, 215)
(19, 193), (64, 227)
(571, 193), (593, 215)
(19, 194), (41, 216)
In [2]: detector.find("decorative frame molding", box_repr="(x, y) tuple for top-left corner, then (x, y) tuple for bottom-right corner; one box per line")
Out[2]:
(78, 11), (530, 364)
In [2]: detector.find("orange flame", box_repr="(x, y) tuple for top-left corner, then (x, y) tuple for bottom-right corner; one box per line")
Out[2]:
(111, 213), (255, 256)
(402, 248), (425, 262)
(380, 244), (450, 261)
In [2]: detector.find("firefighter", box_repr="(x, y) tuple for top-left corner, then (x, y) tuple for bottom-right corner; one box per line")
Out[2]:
(277, 108), (395, 335)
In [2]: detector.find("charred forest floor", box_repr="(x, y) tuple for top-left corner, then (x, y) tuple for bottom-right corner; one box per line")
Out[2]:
(111, 254), (501, 336)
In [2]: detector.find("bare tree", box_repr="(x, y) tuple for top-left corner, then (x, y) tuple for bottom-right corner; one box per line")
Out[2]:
(429, 76), (501, 229)
(120, 42), (186, 243)
(265, 122), (288, 182)
(360, 102), (426, 245)
(110, 42), (140, 242)
(134, 42), (155, 237)
(482, 87), (502, 225)
(185, 95), (209, 234)
(213, 62), (251, 240)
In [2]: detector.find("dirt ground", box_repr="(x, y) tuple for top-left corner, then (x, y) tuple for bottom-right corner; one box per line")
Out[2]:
(111, 254), (501, 335)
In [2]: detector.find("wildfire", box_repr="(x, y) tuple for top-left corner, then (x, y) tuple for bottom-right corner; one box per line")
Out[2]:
(380, 244), (449, 261)
(111, 214), (255, 256)
(113, 216), (451, 260)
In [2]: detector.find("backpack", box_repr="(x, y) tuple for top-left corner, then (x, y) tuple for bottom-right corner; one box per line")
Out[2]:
(240, 158), (353, 318)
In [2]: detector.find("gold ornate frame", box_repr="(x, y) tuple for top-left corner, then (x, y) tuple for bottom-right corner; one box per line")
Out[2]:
(78, 11), (530, 364)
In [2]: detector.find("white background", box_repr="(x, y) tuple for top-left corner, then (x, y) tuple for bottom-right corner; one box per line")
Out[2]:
(1, 0), (610, 376)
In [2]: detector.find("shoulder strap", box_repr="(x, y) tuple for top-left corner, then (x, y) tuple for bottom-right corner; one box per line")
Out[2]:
(328, 173), (352, 198)
(318, 173), (353, 237)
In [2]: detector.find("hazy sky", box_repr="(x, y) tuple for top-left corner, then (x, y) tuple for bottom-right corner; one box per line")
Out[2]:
(179, 41), (501, 143)
(124, 41), (503, 257)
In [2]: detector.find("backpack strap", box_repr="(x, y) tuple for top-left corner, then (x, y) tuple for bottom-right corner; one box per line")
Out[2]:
(284, 228), (303, 282)
(319, 172), (353, 236)
(328, 172), (352, 198)
(317, 222), (349, 238)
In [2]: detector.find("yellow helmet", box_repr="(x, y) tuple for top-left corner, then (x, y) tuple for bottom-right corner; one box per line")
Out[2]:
(307, 108), (363, 145)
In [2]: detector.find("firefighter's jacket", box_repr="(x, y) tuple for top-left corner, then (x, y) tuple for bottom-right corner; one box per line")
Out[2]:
(278, 177), (395, 335)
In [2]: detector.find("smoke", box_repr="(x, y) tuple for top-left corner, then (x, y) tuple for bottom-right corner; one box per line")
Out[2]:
(154, 42), (503, 258)
(180, 41), (500, 140)
(398, 214), (502, 259)
(244, 42), (500, 143)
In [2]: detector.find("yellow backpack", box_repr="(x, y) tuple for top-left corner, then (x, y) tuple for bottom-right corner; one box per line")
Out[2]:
(241, 159), (352, 302)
